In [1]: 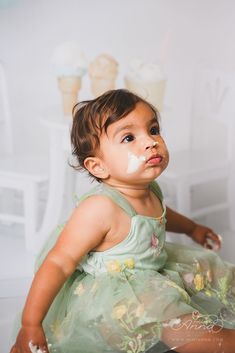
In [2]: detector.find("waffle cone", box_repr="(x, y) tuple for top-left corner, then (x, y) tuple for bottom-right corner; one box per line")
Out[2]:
(58, 76), (81, 116)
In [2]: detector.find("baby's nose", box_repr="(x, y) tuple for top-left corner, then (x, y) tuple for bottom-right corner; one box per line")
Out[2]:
(145, 140), (159, 150)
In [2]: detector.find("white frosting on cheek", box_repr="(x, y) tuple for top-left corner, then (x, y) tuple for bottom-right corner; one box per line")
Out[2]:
(28, 341), (46, 353)
(126, 152), (146, 174)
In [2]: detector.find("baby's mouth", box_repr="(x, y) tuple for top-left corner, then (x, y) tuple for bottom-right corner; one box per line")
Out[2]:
(146, 154), (163, 164)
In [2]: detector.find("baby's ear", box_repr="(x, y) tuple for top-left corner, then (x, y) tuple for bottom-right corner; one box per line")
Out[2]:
(84, 157), (109, 179)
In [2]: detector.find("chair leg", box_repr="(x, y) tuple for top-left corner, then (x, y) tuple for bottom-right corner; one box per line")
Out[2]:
(23, 181), (38, 252)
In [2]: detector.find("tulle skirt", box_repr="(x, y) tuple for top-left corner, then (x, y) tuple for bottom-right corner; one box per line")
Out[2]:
(35, 228), (235, 353)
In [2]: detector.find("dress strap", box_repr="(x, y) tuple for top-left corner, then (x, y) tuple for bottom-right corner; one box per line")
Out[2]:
(76, 181), (164, 217)
(76, 183), (137, 217)
(149, 181), (164, 202)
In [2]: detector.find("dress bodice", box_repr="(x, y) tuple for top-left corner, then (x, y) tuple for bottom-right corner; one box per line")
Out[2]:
(77, 182), (168, 276)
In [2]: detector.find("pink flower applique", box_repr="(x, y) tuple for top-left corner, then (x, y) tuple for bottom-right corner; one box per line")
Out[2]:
(151, 233), (159, 248)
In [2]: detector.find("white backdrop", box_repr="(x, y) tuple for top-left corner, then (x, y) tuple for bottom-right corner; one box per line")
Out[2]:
(1, 3), (235, 351)
(1, 0), (235, 154)
(0, 0), (235, 251)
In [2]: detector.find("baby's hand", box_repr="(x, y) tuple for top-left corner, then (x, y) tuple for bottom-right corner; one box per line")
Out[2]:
(190, 224), (222, 251)
(10, 325), (49, 353)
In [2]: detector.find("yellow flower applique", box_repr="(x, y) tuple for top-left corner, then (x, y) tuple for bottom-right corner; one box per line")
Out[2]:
(124, 258), (135, 269)
(50, 320), (63, 340)
(112, 304), (127, 319)
(106, 260), (121, 272)
(194, 274), (204, 291)
(74, 283), (85, 296)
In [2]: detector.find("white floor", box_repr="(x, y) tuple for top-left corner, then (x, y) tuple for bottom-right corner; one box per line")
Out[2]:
(0, 223), (234, 353)
(0, 224), (35, 353)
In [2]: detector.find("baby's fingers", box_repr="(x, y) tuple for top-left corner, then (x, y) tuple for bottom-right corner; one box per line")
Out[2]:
(9, 342), (48, 353)
(28, 341), (49, 353)
(204, 232), (222, 251)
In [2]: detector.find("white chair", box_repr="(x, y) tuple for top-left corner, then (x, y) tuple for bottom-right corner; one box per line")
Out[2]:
(0, 61), (49, 251)
(159, 68), (235, 226)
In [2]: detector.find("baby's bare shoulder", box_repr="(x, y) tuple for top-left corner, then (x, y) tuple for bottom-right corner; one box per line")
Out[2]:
(56, 194), (117, 255)
(77, 194), (117, 216)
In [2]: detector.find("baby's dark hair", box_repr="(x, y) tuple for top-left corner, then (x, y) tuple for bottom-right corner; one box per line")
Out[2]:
(70, 89), (160, 182)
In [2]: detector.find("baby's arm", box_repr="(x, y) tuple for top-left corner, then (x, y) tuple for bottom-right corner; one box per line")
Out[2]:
(165, 206), (222, 250)
(10, 195), (112, 353)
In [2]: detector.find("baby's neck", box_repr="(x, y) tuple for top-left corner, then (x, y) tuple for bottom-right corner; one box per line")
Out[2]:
(104, 182), (151, 200)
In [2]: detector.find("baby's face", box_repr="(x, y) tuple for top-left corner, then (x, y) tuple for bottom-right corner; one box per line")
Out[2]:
(98, 102), (169, 186)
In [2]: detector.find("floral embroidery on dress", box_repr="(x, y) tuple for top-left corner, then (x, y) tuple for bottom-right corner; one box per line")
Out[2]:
(183, 260), (235, 313)
(217, 276), (231, 304)
(74, 283), (85, 296)
(111, 300), (161, 353)
(151, 234), (159, 248)
(165, 279), (191, 303)
(106, 258), (135, 273)
(50, 320), (64, 340)
(124, 258), (135, 269)
(194, 273), (205, 291)
(183, 261), (210, 293)
(150, 233), (164, 257)
(106, 260), (122, 272)
(112, 304), (128, 319)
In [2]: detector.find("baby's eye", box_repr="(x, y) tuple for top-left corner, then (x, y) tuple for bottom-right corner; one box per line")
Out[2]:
(150, 126), (160, 135)
(122, 134), (135, 143)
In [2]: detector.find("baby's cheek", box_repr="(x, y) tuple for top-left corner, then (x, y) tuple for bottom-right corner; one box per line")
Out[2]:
(163, 148), (169, 165)
(126, 151), (146, 174)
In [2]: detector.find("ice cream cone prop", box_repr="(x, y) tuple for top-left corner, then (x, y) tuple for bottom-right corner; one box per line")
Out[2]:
(57, 76), (81, 116)
(51, 41), (87, 116)
(89, 54), (118, 97)
(124, 76), (166, 112)
(124, 58), (167, 111)
(90, 77), (116, 97)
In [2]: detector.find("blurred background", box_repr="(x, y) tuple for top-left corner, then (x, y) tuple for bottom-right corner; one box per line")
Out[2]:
(1, 0), (235, 351)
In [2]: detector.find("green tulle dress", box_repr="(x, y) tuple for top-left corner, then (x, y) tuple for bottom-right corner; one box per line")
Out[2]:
(34, 181), (235, 353)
